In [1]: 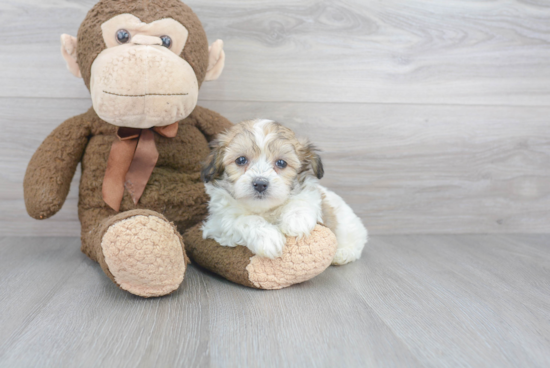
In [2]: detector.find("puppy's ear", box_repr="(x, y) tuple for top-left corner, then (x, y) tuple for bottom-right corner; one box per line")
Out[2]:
(311, 152), (324, 179)
(201, 141), (225, 183)
(302, 142), (324, 180)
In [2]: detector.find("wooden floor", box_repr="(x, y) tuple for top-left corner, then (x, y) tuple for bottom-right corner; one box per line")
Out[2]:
(0, 234), (548, 368)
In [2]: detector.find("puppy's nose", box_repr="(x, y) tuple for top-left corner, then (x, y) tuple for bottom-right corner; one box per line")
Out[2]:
(252, 178), (269, 193)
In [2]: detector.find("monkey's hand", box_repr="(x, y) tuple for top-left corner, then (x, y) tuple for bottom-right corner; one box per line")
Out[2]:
(24, 113), (91, 220)
(192, 105), (233, 142)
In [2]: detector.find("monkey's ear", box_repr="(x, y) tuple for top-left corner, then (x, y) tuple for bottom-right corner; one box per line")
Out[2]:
(204, 39), (225, 82)
(60, 34), (82, 78)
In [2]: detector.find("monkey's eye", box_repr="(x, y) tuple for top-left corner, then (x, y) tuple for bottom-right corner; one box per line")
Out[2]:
(116, 29), (131, 44)
(160, 35), (172, 48)
(276, 160), (288, 169)
(235, 156), (248, 166)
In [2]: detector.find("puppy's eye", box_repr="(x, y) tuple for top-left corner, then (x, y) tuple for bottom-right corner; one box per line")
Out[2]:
(235, 156), (248, 166)
(276, 159), (287, 169)
(160, 35), (172, 48)
(116, 29), (131, 44)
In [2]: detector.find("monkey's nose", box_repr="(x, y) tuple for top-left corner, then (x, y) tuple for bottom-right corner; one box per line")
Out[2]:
(252, 178), (269, 193)
(131, 34), (162, 46)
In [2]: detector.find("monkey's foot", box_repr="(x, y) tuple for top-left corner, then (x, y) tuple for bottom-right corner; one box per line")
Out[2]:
(100, 211), (187, 297)
(184, 224), (337, 290)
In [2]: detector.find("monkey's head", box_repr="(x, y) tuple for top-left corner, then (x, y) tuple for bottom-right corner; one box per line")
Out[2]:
(60, 0), (225, 129)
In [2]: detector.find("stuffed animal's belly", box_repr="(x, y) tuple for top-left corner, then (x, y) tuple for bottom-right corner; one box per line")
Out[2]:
(78, 123), (211, 229)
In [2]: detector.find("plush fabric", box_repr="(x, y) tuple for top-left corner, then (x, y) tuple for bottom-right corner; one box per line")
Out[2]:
(77, 0), (209, 90)
(23, 112), (91, 220)
(89, 41), (200, 129)
(60, 34), (81, 78)
(184, 224), (338, 289)
(204, 40), (225, 81)
(100, 14), (190, 53)
(98, 210), (187, 297)
(102, 123), (179, 211)
(24, 105), (232, 261)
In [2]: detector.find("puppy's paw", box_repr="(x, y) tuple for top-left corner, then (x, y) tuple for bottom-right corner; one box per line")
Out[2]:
(279, 209), (318, 239)
(332, 246), (362, 266)
(248, 226), (286, 259)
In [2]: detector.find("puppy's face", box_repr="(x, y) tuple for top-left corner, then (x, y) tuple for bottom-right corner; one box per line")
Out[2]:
(202, 119), (324, 212)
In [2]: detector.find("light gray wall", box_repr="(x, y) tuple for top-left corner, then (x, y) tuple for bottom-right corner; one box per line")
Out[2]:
(1, 0), (549, 236)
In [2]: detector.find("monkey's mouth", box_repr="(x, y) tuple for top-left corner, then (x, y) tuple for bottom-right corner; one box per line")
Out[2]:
(103, 90), (189, 97)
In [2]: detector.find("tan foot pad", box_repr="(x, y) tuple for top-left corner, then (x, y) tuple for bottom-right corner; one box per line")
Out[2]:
(184, 224), (337, 290)
(101, 214), (186, 297)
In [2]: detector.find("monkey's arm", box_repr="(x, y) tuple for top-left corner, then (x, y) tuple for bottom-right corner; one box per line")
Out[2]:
(192, 105), (233, 142)
(24, 116), (91, 220)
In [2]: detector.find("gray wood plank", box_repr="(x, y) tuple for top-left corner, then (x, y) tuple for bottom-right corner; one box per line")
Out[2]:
(201, 270), (421, 368)
(1, 0), (550, 105)
(2, 98), (549, 236)
(0, 238), (420, 368)
(342, 234), (550, 367)
(0, 237), (84, 348)
(0, 235), (549, 367)
(0, 260), (211, 368)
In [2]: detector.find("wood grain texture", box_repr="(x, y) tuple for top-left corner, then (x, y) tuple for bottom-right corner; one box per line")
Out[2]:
(0, 235), (548, 367)
(1, 0), (550, 105)
(1, 98), (549, 236)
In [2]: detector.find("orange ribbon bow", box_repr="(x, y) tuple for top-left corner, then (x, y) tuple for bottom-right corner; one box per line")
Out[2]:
(102, 122), (179, 212)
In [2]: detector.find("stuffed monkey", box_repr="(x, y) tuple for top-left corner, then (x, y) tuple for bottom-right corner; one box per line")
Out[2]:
(24, 0), (336, 297)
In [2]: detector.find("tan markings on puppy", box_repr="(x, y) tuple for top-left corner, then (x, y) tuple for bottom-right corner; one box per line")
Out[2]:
(201, 119), (324, 213)
(224, 130), (260, 165)
(297, 140), (324, 180)
(211, 120), (304, 187)
(321, 192), (339, 231)
(223, 132), (260, 182)
(263, 123), (302, 167)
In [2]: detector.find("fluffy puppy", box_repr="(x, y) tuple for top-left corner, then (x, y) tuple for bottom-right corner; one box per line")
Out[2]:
(201, 119), (367, 265)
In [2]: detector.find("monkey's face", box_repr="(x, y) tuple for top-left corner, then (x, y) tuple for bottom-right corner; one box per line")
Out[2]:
(60, 1), (226, 129)
(89, 14), (198, 128)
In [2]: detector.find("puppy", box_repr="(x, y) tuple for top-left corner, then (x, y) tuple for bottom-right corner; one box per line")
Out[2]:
(200, 119), (367, 265)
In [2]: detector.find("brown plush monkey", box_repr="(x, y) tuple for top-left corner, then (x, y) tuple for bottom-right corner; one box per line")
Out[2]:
(24, 0), (336, 297)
